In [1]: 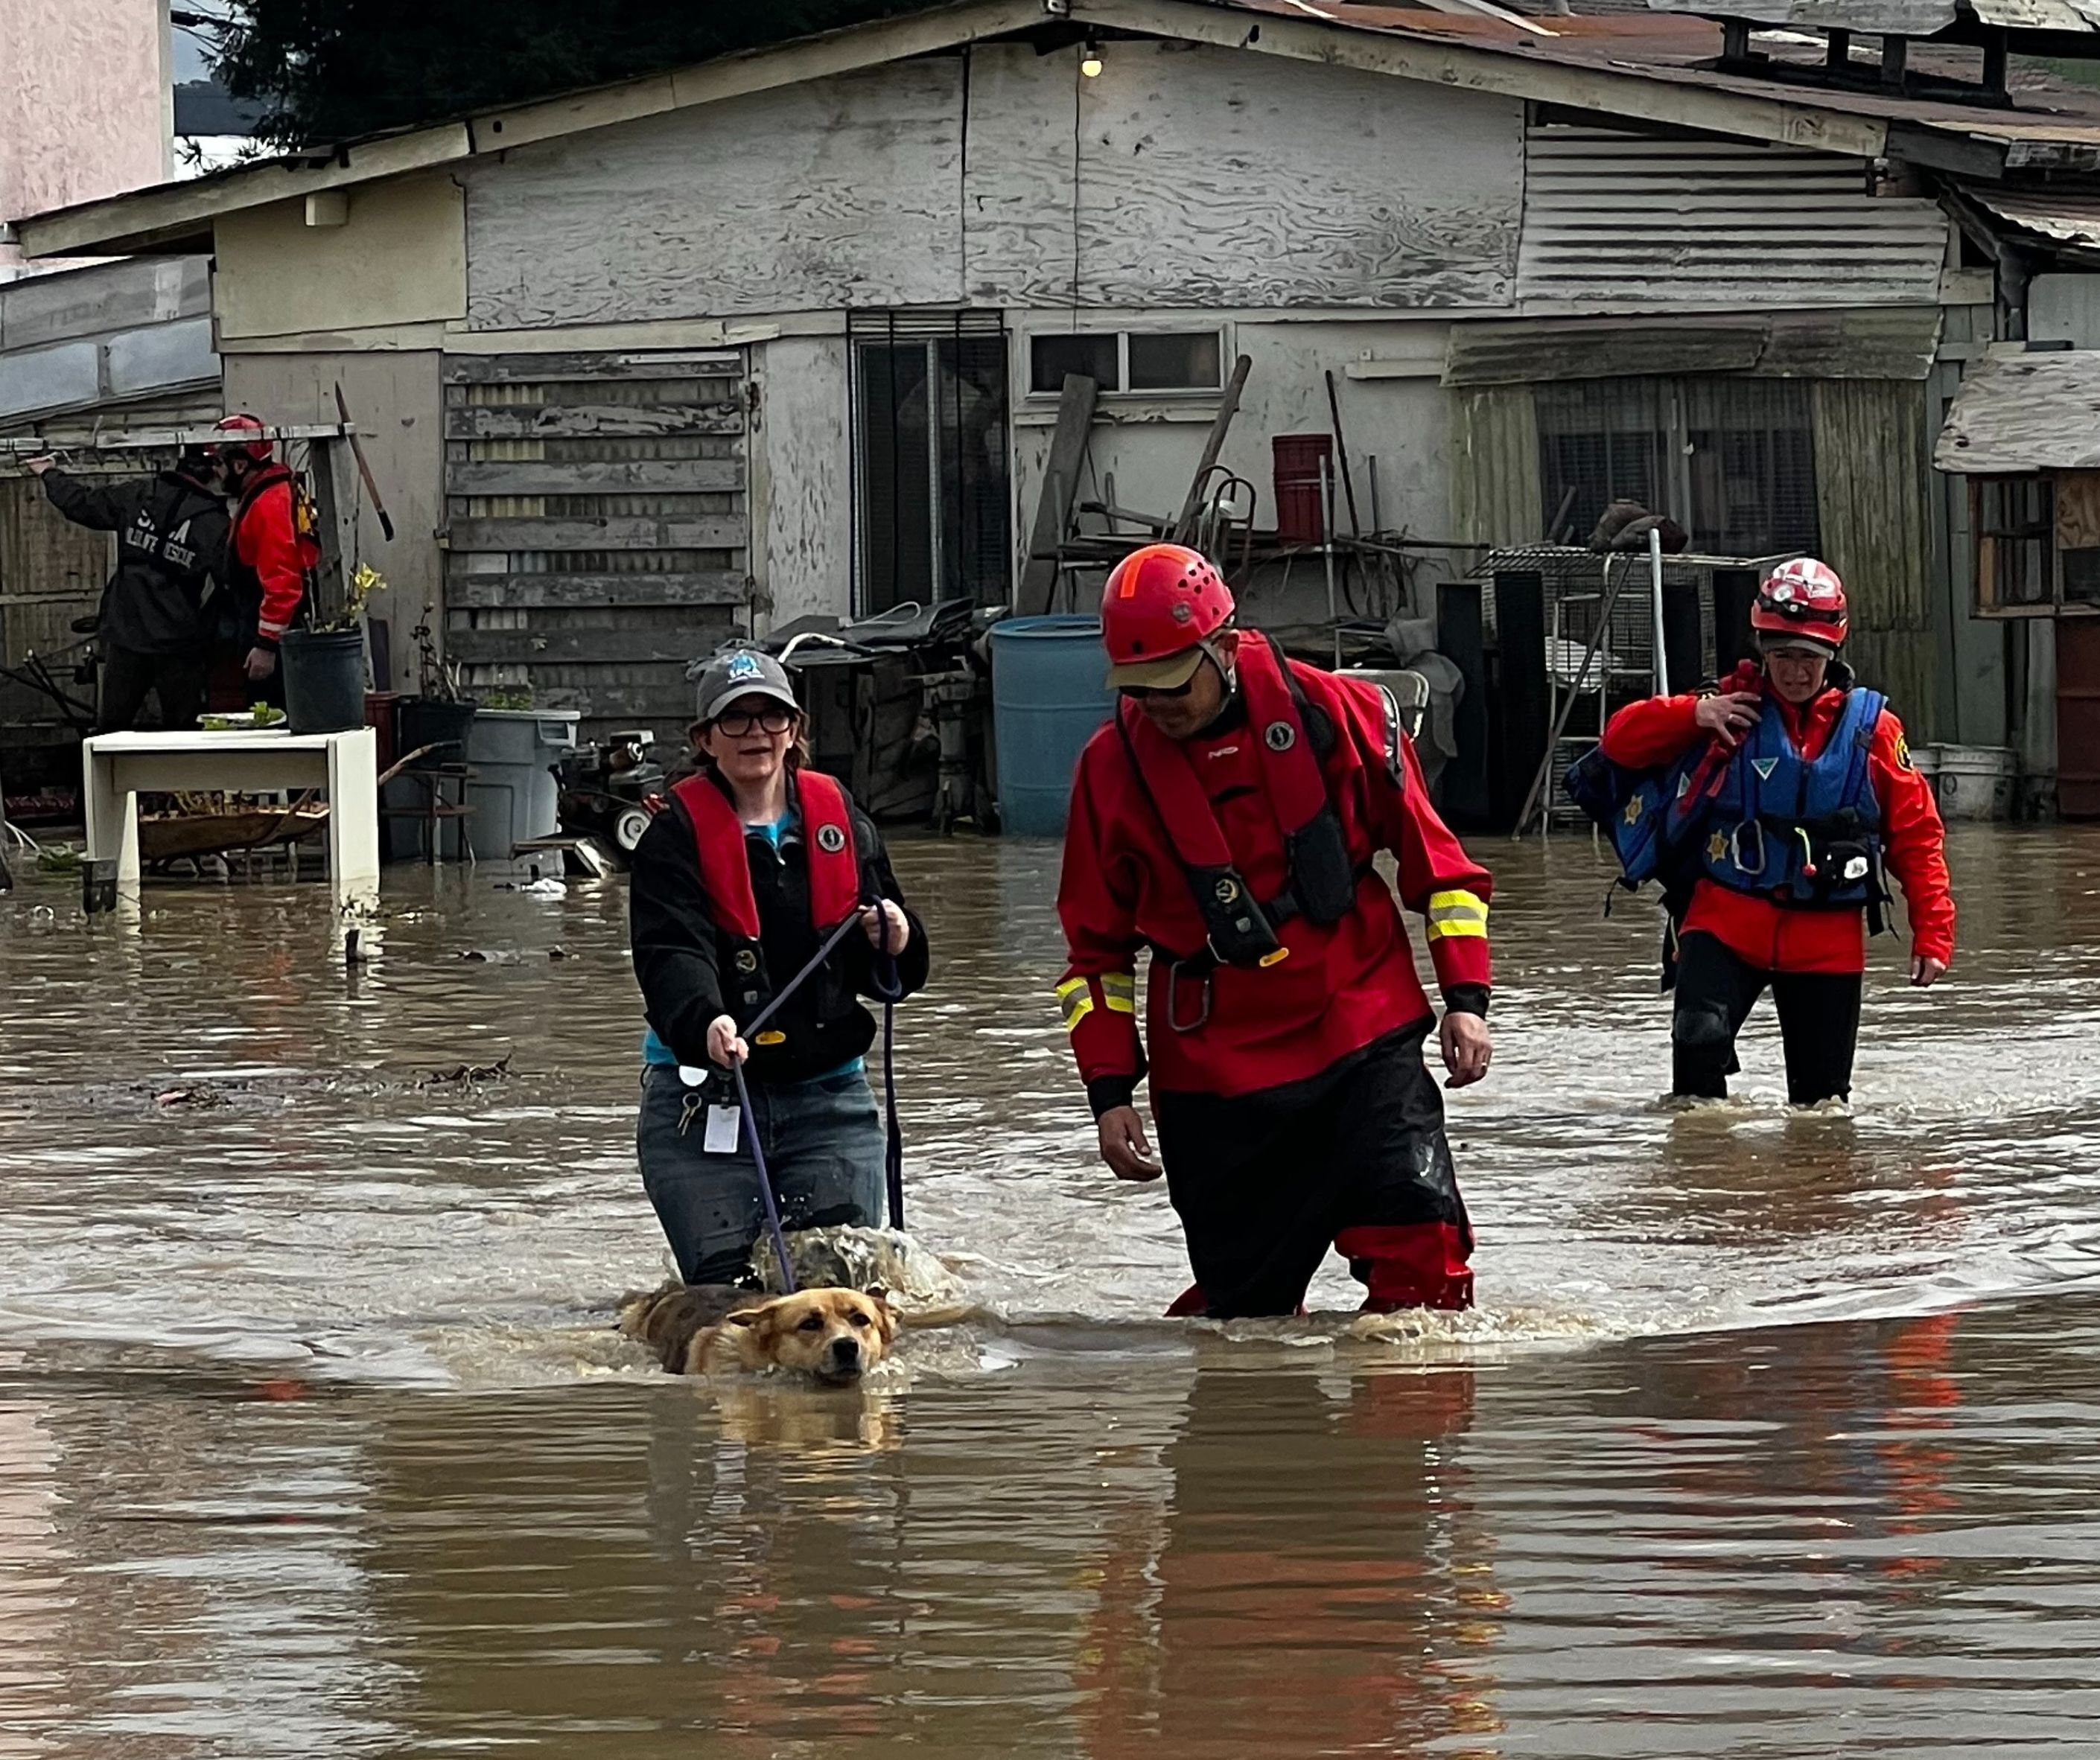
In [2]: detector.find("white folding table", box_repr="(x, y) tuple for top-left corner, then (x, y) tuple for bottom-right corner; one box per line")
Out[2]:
(80, 727), (381, 911)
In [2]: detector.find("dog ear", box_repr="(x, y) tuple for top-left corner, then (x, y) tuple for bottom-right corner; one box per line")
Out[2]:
(722, 1304), (770, 1331)
(868, 1292), (899, 1345)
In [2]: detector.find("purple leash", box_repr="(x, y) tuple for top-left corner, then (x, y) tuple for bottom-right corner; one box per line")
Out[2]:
(723, 902), (906, 1293)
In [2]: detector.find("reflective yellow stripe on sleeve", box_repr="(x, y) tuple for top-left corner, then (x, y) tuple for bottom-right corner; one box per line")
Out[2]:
(1425, 888), (1489, 941)
(1101, 972), (1137, 1015)
(1055, 977), (1095, 1033)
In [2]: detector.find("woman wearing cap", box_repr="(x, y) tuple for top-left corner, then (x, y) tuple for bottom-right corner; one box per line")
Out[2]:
(1600, 558), (1954, 1106)
(628, 647), (930, 1286)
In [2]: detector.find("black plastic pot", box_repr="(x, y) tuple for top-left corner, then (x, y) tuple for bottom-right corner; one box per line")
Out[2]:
(280, 628), (368, 733)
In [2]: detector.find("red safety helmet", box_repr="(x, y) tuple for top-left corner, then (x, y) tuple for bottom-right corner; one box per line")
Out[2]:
(212, 412), (273, 465)
(1100, 543), (1235, 689)
(1751, 557), (1848, 653)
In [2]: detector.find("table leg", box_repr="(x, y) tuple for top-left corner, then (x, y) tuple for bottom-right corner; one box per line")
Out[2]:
(83, 748), (143, 899)
(328, 730), (381, 911)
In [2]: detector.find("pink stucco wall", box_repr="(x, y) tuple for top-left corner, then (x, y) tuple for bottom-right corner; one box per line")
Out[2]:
(0, 0), (169, 268)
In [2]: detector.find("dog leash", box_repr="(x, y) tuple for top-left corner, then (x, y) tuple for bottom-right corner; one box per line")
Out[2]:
(722, 899), (910, 1292)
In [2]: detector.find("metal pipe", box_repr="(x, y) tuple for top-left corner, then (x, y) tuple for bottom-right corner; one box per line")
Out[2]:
(1320, 455), (1340, 669)
(1649, 525), (1668, 696)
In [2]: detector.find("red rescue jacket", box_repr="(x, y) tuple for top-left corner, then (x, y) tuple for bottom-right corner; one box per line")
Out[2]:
(1601, 660), (1955, 975)
(1057, 639), (1493, 1100)
(671, 767), (859, 1024)
(231, 465), (316, 648)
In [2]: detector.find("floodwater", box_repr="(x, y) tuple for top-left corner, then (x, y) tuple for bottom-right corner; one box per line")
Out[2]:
(3, 824), (2100, 1756)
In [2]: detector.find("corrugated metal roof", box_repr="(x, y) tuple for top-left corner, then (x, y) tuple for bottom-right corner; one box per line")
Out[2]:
(1515, 124), (1948, 310)
(1641, 1), (2100, 30)
(1963, 185), (2100, 247)
(1935, 350), (2100, 470)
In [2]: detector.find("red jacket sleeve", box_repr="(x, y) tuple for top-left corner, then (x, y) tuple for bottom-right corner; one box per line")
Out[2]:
(1600, 691), (1705, 770)
(1871, 711), (1955, 967)
(1054, 746), (1148, 1105)
(1333, 676), (1493, 1004)
(241, 480), (308, 646)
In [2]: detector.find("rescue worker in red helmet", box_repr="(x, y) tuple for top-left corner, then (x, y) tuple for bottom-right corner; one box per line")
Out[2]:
(628, 647), (931, 1284)
(213, 413), (318, 698)
(1056, 543), (1495, 1319)
(1600, 558), (1954, 1106)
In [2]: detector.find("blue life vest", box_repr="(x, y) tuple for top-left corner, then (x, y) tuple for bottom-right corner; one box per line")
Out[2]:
(1699, 688), (1886, 907)
(1563, 742), (1707, 887)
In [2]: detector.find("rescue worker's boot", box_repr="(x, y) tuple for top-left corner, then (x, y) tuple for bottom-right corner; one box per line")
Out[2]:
(1334, 1224), (1474, 1313)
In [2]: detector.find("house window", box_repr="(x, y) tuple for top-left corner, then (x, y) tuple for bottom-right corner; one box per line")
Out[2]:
(853, 320), (1011, 613)
(1973, 476), (2055, 614)
(1536, 377), (1820, 557)
(1027, 330), (1225, 397)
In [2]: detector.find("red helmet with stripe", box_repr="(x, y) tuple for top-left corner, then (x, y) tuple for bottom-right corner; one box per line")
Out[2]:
(1100, 544), (1235, 689)
(212, 412), (273, 464)
(1752, 558), (1848, 651)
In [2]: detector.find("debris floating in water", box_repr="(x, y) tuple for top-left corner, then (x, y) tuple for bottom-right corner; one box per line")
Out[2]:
(417, 1053), (514, 1088)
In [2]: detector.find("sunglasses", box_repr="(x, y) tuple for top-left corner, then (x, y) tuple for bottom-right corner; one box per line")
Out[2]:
(711, 705), (798, 737)
(1119, 677), (1197, 702)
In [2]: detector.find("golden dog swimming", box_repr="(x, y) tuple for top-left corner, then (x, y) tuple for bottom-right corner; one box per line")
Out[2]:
(618, 1281), (897, 1385)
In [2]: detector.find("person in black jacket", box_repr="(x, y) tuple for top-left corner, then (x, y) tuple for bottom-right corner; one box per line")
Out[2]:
(27, 450), (230, 731)
(629, 648), (930, 1286)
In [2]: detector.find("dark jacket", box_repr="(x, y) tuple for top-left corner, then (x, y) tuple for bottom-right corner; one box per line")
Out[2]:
(629, 773), (931, 1085)
(42, 468), (229, 656)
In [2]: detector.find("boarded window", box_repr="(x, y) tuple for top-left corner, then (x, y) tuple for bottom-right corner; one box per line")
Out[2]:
(1973, 475), (2055, 614)
(1536, 377), (1820, 557)
(441, 351), (749, 748)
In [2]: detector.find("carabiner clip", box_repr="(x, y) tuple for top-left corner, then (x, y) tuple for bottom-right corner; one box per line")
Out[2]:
(1729, 820), (1766, 876)
(1165, 960), (1213, 1034)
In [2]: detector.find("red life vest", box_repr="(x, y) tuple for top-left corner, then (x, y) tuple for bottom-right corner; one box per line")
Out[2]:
(1116, 634), (1358, 966)
(670, 768), (861, 1020)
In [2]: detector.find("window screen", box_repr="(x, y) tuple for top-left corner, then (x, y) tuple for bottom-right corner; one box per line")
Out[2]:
(1536, 377), (1820, 557)
(1128, 331), (1223, 392)
(1030, 334), (1119, 395)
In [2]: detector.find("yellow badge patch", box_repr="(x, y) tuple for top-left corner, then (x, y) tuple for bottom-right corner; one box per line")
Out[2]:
(1894, 733), (1915, 772)
(1623, 794), (1645, 826)
(1707, 830), (1729, 865)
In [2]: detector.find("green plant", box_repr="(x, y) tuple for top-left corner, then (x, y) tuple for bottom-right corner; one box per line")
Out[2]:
(480, 686), (535, 711)
(312, 563), (384, 635)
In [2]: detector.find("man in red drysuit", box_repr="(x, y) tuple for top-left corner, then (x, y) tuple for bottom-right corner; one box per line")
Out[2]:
(1054, 543), (1495, 1319)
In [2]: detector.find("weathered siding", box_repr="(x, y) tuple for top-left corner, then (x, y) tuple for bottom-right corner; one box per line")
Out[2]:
(1449, 386), (1543, 552)
(1516, 126), (1947, 314)
(463, 63), (967, 331)
(216, 179), (467, 339)
(753, 335), (852, 632)
(461, 42), (1524, 332)
(965, 42), (1520, 310)
(1813, 377), (1941, 735)
(441, 352), (749, 742)
(223, 350), (447, 670)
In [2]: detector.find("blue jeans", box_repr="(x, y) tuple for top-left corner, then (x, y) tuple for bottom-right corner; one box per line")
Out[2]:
(637, 1062), (886, 1284)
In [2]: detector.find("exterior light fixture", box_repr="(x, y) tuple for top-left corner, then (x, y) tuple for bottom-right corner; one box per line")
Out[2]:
(1081, 36), (1104, 77)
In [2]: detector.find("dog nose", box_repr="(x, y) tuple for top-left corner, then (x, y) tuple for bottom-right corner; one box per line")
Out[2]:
(830, 1336), (861, 1369)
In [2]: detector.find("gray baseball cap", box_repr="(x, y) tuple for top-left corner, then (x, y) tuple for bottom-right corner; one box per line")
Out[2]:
(692, 645), (801, 725)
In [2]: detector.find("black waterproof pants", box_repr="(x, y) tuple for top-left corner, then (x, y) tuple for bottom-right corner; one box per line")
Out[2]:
(1671, 930), (1863, 1107)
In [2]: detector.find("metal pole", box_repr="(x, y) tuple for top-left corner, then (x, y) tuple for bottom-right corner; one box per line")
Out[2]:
(1320, 456), (1340, 669)
(1648, 525), (1668, 696)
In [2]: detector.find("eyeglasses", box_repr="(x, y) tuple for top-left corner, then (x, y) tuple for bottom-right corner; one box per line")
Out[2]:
(1119, 677), (1197, 702)
(712, 705), (798, 737)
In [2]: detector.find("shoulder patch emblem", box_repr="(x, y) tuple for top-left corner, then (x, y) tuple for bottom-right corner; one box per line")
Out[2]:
(1894, 733), (1915, 772)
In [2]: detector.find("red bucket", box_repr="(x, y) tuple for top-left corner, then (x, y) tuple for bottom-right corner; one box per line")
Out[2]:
(1272, 433), (1332, 545)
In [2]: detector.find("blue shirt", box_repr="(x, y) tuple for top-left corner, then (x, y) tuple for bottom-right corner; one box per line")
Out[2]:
(639, 808), (863, 1082)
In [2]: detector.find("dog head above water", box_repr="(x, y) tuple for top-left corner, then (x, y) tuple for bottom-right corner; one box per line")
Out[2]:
(712, 1287), (898, 1385)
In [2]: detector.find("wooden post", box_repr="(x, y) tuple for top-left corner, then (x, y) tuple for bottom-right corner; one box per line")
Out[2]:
(1015, 374), (1098, 617)
(1171, 354), (1253, 545)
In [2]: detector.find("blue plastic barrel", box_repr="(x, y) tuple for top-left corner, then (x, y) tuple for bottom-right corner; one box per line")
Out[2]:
(988, 615), (1114, 838)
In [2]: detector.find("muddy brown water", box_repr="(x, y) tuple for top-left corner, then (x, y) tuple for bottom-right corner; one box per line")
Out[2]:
(4, 826), (2100, 1756)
